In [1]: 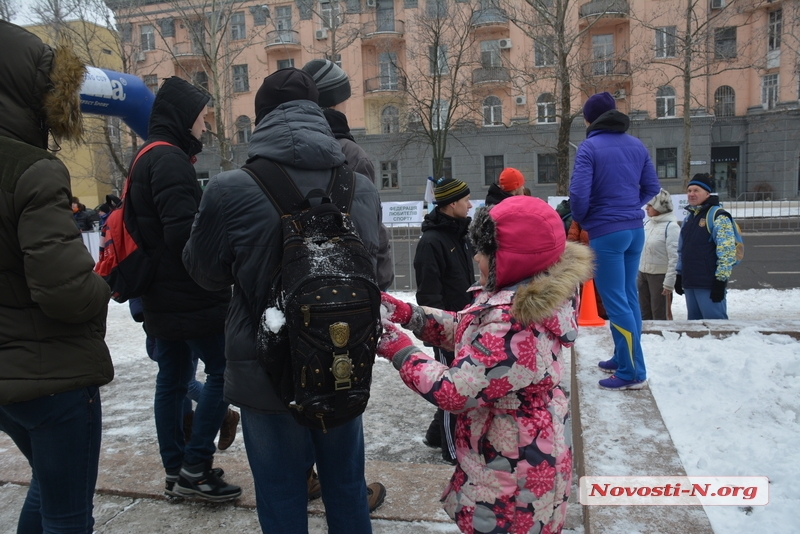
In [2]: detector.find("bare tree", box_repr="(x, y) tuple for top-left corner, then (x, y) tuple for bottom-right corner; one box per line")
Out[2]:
(388, 0), (483, 181)
(299, 0), (362, 64)
(110, 0), (272, 171)
(629, 0), (773, 188)
(0, 0), (17, 20)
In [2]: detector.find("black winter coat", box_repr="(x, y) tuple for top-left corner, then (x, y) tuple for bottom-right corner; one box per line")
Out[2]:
(485, 183), (512, 207)
(413, 208), (475, 312)
(127, 77), (229, 340)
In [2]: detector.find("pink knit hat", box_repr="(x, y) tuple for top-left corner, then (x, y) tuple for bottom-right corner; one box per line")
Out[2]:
(470, 196), (566, 290)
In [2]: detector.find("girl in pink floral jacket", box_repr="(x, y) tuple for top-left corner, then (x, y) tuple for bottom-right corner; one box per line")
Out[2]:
(379, 196), (594, 534)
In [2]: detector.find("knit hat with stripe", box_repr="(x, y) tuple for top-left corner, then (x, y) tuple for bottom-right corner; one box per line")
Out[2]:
(433, 177), (470, 205)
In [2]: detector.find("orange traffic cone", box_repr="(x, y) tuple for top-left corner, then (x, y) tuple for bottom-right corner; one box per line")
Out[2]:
(578, 279), (606, 327)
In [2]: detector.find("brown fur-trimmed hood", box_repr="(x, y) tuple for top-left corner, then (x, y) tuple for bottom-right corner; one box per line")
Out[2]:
(0, 21), (84, 148)
(511, 242), (594, 325)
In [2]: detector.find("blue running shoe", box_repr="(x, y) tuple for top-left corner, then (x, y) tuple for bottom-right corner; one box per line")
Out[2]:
(597, 359), (618, 373)
(599, 375), (647, 390)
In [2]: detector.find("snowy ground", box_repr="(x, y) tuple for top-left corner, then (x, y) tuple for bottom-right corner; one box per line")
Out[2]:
(75, 288), (800, 533)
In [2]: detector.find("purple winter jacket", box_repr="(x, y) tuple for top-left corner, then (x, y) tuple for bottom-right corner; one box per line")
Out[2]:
(568, 110), (661, 240)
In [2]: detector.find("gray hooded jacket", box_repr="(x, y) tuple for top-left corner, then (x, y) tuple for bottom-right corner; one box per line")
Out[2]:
(183, 100), (382, 413)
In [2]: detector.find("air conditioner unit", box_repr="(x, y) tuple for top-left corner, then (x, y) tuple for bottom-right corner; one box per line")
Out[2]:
(136, 51), (147, 62)
(498, 39), (512, 50)
(315, 29), (328, 40)
(613, 89), (626, 99)
(710, 0), (724, 9)
(514, 95), (526, 106)
(366, 0), (377, 7)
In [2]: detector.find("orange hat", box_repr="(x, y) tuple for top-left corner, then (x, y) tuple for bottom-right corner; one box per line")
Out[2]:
(498, 167), (524, 192)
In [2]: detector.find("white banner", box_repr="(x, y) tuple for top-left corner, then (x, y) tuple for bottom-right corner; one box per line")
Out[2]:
(467, 199), (486, 219)
(382, 201), (425, 225)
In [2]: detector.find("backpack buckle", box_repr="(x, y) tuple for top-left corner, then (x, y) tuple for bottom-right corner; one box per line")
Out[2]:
(331, 353), (353, 390)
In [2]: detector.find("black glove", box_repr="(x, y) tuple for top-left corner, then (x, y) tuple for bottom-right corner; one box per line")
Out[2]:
(710, 279), (727, 303)
(674, 275), (683, 296)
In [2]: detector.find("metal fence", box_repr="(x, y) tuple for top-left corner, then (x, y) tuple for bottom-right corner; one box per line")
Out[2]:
(384, 199), (800, 292)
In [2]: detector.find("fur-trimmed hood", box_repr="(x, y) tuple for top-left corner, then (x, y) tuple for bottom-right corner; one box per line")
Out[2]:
(0, 21), (85, 148)
(511, 242), (594, 324)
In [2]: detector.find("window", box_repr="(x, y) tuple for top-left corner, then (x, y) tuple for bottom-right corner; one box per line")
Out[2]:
(426, 0), (447, 18)
(200, 121), (213, 146)
(534, 35), (555, 67)
(143, 74), (159, 94)
(537, 153), (557, 184)
(140, 24), (155, 51)
(277, 59), (295, 69)
(762, 74), (778, 110)
(768, 9), (782, 52)
(592, 34), (614, 76)
(381, 106), (400, 134)
(193, 71), (208, 91)
(432, 99), (448, 130)
(429, 45), (448, 75)
(435, 157), (453, 180)
(484, 155), (504, 186)
(120, 23), (132, 43)
(381, 161), (399, 189)
(159, 18), (175, 37)
(197, 171), (210, 189)
(233, 64), (249, 92)
(190, 20), (206, 54)
(481, 40), (501, 69)
(107, 117), (121, 142)
(656, 86), (676, 118)
(656, 148), (678, 179)
(236, 116), (252, 144)
(483, 96), (502, 126)
(251, 4), (269, 26)
(655, 26), (676, 58)
(320, 0), (342, 29)
(537, 93), (556, 123)
(230, 12), (246, 40)
(328, 53), (342, 68)
(714, 86), (735, 117)
(379, 52), (398, 90)
(714, 27), (736, 60)
(275, 5), (293, 40)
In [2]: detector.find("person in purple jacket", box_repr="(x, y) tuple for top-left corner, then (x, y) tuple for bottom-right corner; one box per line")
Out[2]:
(569, 92), (661, 391)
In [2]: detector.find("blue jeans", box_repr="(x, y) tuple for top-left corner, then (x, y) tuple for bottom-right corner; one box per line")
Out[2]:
(147, 336), (204, 415)
(0, 387), (102, 534)
(153, 334), (227, 471)
(241, 410), (371, 534)
(684, 287), (728, 320)
(591, 228), (647, 381)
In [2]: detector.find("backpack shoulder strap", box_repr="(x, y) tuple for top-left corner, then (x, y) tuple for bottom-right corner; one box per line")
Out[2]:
(326, 165), (356, 214)
(122, 141), (175, 198)
(664, 220), (671, 239)
(243, 158), (304, 215)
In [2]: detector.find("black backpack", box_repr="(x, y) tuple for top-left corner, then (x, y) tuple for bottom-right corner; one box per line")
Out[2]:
(243, 158), (382, 432)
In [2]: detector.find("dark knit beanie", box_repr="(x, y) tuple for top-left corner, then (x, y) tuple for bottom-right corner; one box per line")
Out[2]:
(322, 108), (355, 141)
(302, 59), (351, 108)
(434, 177), (470, 205)
(583, 92), (616, 124)
(688, 173), (715, 193)
(255, 68), (319, 125)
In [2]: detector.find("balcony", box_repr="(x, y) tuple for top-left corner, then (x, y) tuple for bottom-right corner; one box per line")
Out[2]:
(362, 19), (405, 41)
(472, 67), (510, 84)
(582, 59), (629, 78)
(171, 42), (206, 68)
(265, 30), (301, 48)
(364, 76), (406, 93)
(471, 8), (508, 31)
(579, 0), (629, 25)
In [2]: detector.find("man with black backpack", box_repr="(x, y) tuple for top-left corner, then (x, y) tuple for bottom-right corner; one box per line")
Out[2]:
(127, 76), (240, 502)
(183, 68), (382, 534)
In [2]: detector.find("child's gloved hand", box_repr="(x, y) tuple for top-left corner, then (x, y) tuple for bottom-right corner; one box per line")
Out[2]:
(377, 321), (415, 361)
(380, 292), (415, 325)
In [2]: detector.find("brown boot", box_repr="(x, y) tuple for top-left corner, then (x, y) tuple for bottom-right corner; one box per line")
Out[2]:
(307, 467), (321, 500)
(367, 482), (386, 512)
(217, 409), (240, 451)
(183, 411), (194, 443)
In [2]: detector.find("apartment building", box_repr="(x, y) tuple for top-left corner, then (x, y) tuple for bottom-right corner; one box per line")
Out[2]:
(110, 0), (800, 201)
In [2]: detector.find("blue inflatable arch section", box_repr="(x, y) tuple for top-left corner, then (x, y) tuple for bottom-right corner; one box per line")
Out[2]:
(80, 66), (154, 140)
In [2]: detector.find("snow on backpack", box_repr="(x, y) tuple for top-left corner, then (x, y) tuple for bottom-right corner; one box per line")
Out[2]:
(706, 206), (744, 266)
(243, 158), (382, 432)
(94, 142), (170, 302)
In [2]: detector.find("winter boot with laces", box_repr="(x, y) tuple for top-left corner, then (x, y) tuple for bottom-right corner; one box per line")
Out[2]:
(367, 482), (386, 512)
(175, 461), (241, 501)
(217, 409), (240, 451)
(165, 466), (225, 498)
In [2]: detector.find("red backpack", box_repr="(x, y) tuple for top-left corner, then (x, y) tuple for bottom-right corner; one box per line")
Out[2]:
(94, 141), (172, 302)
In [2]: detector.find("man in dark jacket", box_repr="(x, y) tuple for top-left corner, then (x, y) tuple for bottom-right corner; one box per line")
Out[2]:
(485, 167), (525, 206)
(0, 21), (113, 532)
(127, 76), (240, 501)
(413, 177), (474, 463)
(183, 68), (381, 533)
